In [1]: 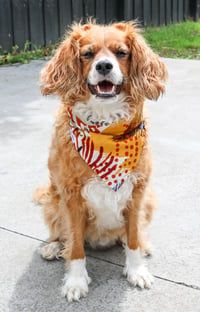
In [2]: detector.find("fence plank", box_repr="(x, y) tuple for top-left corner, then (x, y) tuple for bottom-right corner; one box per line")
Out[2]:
(44, 0), (59, 45)
(106, 0), (123, 23)
(12, 0), (29, 49)
(124, 0), (134, 21)
(166, 0), (172, 24)
(96, 0), (106, 23)
(172, 0), (178, 22)
(117, 0), (124, 21)
(198, 0), (200, 20)
(184, 0), (190, 20)
(152, 0), (159, 26)
(72, 0), (84, 22)
(29, 0), (44, 48)
(0, 0), (13, 52)
(106, 0), (115, 23)
(197, 0), (200, 20)
(143, 0), (151, 26)
(84, 0), (96, 19)
(178, 0), (184, 21)
(159, 0), (166, 25)
(59, 0), (72, 37)
(134, 0), (143, 24)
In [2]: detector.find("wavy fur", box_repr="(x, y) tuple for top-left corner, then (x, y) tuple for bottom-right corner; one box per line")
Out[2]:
(34, 21), (167, 301)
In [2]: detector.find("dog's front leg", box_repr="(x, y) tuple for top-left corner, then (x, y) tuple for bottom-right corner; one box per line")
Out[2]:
(123, 187), (154, 288)
(61, 196), (91, 302)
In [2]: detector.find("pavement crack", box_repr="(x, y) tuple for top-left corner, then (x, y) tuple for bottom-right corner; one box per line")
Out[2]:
(1, 227), (200, 291)
(0, 226), (47, 243)
(86, 254), (200, 291)
(154, 275), (200, 290)
(86, 253), (124, 268)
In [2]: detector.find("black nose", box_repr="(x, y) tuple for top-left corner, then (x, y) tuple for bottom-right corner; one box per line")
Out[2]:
(95, 61), (113, 76)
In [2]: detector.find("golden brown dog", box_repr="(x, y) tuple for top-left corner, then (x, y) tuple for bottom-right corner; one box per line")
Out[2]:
(34, 21), (167, 302)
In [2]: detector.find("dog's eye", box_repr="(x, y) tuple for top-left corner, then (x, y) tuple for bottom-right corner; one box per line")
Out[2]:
(115, 50), (128, 58)
(81, 51), (94, 59)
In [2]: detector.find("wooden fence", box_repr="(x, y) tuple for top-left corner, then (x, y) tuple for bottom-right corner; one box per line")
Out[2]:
(0, 0), (199, 52)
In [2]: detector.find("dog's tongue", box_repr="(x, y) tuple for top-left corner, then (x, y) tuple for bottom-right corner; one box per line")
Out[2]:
(98, 81), (113, 92)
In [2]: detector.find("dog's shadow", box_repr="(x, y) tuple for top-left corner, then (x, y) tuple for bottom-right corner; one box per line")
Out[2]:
(9, 244), (140, 312)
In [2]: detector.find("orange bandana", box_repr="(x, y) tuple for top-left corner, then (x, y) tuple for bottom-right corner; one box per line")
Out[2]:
(69, 109), (146, 191)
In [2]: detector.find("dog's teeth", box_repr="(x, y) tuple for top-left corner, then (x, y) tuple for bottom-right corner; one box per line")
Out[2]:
(97, 85), (101, 93)
(96, 83), (117, 96)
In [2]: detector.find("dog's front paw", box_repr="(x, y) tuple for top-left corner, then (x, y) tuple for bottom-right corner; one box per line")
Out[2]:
(61, 259), (91, 302)
(62, 274), (91, 302)
(123, 265), (154, 289)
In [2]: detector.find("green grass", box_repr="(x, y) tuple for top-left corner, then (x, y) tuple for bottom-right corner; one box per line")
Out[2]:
(0, 20), (200, 65)
(0, 41), (57, 65)
(144, 20), (200, 59)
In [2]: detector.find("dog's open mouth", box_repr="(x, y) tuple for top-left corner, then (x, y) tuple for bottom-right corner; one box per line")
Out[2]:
(87, 80), (124, 98)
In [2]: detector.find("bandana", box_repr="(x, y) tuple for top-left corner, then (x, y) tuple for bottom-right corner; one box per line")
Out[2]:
(68, 108), (146, 191)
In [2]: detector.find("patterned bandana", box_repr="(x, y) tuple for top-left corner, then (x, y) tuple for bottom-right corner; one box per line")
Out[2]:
(68, 108), (146, 191)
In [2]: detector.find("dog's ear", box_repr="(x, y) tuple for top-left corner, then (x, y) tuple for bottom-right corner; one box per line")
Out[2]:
(40, 24), (84, 98)
(125, 23), (168, 102)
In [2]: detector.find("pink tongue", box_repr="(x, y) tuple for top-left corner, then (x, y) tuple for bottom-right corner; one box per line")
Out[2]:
(98, 81), (113, 92)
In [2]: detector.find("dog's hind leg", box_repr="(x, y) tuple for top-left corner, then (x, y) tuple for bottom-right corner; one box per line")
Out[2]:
(34, 184), (63, 260)
(40, 241), (62, 260)
(140, 187), (157, 257)
(33, 185), (50, 205)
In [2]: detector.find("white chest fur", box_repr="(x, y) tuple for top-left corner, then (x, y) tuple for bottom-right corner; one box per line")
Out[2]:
(82, 178), (134, 231)
(72, 93), (132, 124)
(75, 94), (136, 231)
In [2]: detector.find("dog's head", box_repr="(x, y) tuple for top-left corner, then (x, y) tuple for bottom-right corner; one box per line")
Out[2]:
(40, 22), (167, 103)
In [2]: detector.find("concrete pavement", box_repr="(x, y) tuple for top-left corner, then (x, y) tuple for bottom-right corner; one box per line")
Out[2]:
(0, 58), (200, 311)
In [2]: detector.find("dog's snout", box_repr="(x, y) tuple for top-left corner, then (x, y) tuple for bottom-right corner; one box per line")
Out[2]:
(95, 61), (113, 76)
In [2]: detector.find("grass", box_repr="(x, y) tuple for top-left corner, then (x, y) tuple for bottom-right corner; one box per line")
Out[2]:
(0, 20), (200, 65)
(144, 20), (200, 59)
(0, 41), (57, 65)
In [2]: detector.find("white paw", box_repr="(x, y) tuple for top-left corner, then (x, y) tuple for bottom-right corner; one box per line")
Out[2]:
(61, 258), (91, 302)
(62, 274), (91, 302)
(123, 265), (154, 288)
(40, 241), (61, 260)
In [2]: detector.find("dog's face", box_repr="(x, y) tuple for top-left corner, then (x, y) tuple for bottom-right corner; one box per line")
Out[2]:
(40, 22), (167, 103)
(79, 26), (130, 99)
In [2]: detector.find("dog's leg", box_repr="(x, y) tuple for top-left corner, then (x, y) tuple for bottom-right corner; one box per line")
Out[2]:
(61, 198), (91, 302)
(140, 187), (157, 257)
(36, 183), (63, 260)
(123, 187), (154, 288)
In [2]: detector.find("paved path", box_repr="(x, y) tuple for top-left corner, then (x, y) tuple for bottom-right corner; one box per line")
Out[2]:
(0, 58), (200, 312)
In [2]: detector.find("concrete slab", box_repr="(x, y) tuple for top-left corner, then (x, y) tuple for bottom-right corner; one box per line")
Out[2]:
(149, 58), (200, 286)
(0, 61), (57, 239)
(1, 230), (200, 312)
(0, 58), (200, 310)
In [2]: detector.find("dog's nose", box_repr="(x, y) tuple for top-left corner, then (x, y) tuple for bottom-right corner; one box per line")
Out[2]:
(95, 61), (113, 76)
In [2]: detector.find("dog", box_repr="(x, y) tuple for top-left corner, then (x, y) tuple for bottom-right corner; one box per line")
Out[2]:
(33, 21), (167, 302)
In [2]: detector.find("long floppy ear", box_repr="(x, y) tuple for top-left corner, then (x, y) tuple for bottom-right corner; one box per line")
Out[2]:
(40, 25), (83, 98)
(124, 23), (168, 102)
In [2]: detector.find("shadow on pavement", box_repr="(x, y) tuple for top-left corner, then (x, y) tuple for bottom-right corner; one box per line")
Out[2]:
(9, 245), (133, 312)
